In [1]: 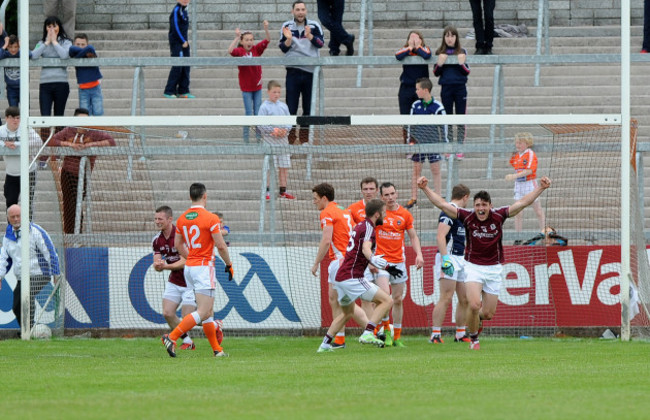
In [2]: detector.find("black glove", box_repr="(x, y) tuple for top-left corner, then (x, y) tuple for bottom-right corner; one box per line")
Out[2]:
(225, 264), (234, 281)
(385, 265), (404, 278)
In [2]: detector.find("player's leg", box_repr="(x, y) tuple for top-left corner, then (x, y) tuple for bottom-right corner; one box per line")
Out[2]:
(161, 281), (183, 329)
(318, 280), (357, 352)
(194, 291), (226, 356)
(454, 278), (470, 342)
(374, 273), (392, 344)
(179, 288), (197, 349)
(430, 278), (456, 343)
(391, 282), (406, 346)
(328, 260), (347, 346)
(358, 281), (390, 347)
(464, 280), (483, 348)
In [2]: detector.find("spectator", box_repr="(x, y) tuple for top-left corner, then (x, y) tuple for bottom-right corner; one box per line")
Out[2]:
(433, 26), (470, 160)
(522, 226), (568, 246)
(469, 0), (495, 55)
(505, 132), (545, 238)
(405, 77), (447, 209)
(31, 16), (72, 121)
(69, 33), (104, 116)
(0, 35), (31, 107)
(258, 80), (295, 200)
(279, 1), (324, 118)
(395, 30), (431, 143)
(317, 0), (354, 56)
(643, 0), (649, 53)
(163, 0), (194, 99)
(0, 204), (61, 329)
(0, 107), (42, 215)
(228, 21), (271, 143)
(43, 0), (76, 39)
(49, 108), (116, 234)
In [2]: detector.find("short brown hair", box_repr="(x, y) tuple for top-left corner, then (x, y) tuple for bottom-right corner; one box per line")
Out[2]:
(312, 183), (335, 201)
(155, 205), (173, 218)
(364, 199), (385, 219)
(360, 177), (378, 189)
(416, 77), (433, 92)
(267, 80), (282, 90)
(451, 184), (470, 200)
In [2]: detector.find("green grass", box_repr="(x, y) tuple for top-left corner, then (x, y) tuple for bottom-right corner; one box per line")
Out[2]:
(1, 336), (650, 419)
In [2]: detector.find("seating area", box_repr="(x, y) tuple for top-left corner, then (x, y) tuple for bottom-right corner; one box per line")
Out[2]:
(7, 25), (649, 246)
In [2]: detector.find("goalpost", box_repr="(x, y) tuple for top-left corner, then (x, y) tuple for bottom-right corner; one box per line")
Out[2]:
(18, 113), (648, 339)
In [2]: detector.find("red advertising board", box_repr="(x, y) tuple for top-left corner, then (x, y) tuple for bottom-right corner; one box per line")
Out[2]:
(320, 246), (632, 328)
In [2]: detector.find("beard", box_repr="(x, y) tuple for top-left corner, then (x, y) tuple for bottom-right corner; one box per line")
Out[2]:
(375, 217), (383, 226)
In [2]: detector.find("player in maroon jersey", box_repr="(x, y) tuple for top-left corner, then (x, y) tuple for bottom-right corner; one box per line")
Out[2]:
(317, 199), (402, 352)
(153, 206), (196, 350)
(417, 175), (551, 350)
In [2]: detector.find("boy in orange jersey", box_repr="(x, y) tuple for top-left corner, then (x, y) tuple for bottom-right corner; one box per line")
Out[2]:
(311, 182), (369, 348)
(162, 183), (233, 358)
(505, 132), (545, 239)
(366, 182), (424, 347)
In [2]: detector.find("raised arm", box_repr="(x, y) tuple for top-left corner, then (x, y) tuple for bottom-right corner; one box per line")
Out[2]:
(416, 176), (458, 219)
(509, 176), (551, 217)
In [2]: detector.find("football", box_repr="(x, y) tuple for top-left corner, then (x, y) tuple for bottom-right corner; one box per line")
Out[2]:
(32, 323), (52, 339)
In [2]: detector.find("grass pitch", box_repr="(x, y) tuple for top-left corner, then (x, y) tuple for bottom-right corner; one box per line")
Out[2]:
(1, 336), (649, 419)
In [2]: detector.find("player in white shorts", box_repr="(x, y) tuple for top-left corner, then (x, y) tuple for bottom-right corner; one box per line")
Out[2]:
(430, 184), (471, 344)
(418, 175), (552, 350)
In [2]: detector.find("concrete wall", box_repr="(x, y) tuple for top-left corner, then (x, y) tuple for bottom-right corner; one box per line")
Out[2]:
(28, 0), (646, 34)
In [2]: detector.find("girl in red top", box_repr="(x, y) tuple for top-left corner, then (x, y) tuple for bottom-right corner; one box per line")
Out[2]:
(228, 20), (271, 143)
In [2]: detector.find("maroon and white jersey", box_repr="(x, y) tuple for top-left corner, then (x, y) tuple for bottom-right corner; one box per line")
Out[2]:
(152, 226), (186, 287)
(456, 206), (509, 265)
(336, 219), (376, 282)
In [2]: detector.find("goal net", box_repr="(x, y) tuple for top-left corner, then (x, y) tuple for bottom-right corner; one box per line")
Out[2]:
(9, 114), (648, 339)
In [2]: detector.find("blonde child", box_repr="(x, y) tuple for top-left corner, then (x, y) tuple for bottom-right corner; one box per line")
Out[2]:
(433, 26), (470, 160)
(258, 80), (295, 200)
(228, 20), (271, 143)
(506, 132), (545, 234)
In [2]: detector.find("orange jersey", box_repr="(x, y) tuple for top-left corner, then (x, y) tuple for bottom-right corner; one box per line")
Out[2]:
(347, 199), (367, 225)
(319, 201), (354, 262)
(376, 205), (414, 263)
(509, 148), (538, 181)
(175, 206), (222, 266)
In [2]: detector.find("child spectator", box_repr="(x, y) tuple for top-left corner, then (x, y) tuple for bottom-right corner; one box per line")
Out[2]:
(505, 132), (545, 237)
(215, 211), (231, 246)
(31, 16), (72, 118)
(434, 26), (470, 160)
(0, 35), (30, 107)
(405, 77), (447, 209)
(69, 33), (104, 116)
(395, 30), (431, 143)
(163, 0), (194, 99)
(228, 20), (271, 143)
(258, 80), (295, 200)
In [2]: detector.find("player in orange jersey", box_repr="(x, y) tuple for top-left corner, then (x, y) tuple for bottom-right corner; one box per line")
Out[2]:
(505, 132), (545, 238)
(367, 182), (424, 347)
(161, 183), (233, 358)
(311, 182), (369, 349)
(347, 177), (379, 225)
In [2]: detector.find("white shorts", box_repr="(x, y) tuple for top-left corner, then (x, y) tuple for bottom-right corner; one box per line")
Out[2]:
(375, 261), (408, 285)
(264, 136), (291, 169)
(334, 278), (379, 306)
(183, 265), (216, 295)
(433, 254), (466, 282)
(514, 179), (538, 200)
(327, 258), (342, 284)
(464, 260), (504, 295)
(162, 281), (196, 307)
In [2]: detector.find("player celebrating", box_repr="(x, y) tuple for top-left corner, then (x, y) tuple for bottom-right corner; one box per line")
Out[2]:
(417, 175), (552, 350)
(311, 183), (369, 349)
(162, 183), (233, 358)
(372, 182), (424, 347)
(318, 199), (400, 353)
(153, 206), (196, 350)
(430, 184), (471, 344)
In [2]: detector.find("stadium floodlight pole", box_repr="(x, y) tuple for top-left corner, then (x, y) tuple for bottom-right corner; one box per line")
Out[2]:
(619, 0), (631, 342)
(18, 0), (31, 340)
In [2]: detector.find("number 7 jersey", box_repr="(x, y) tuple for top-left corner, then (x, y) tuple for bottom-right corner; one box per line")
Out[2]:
(175, 205), (223, 266)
